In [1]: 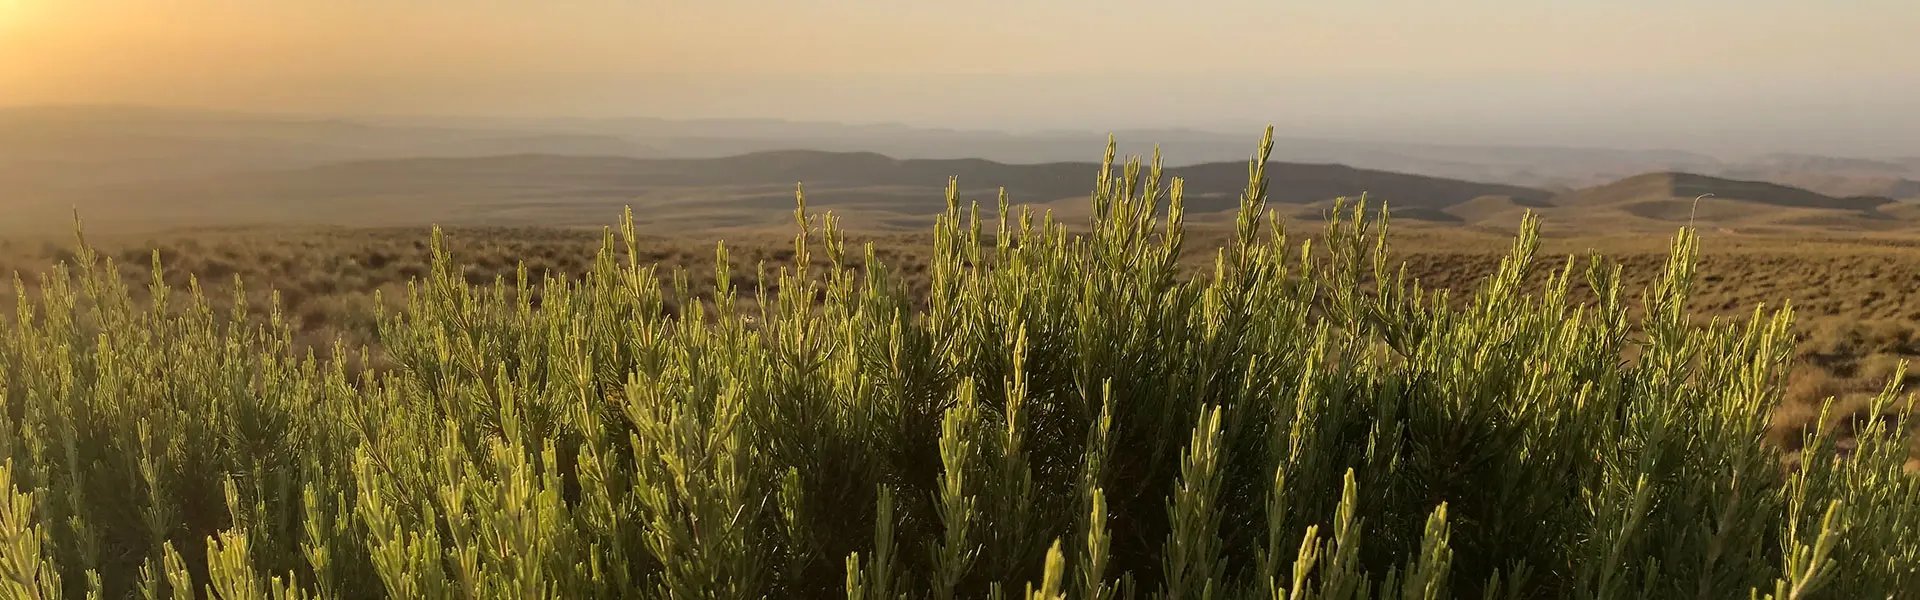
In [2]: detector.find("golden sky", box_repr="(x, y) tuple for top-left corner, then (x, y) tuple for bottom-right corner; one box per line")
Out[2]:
(3, 1), (1916, 151)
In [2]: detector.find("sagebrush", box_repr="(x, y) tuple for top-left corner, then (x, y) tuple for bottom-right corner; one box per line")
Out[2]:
(3, 130), (1918, 599)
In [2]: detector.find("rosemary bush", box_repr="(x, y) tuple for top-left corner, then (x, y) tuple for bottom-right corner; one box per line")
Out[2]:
(3, 129), (1918, 599)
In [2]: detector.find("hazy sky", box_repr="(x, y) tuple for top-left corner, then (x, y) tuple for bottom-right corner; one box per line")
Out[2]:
(4, 0), (1918, 155)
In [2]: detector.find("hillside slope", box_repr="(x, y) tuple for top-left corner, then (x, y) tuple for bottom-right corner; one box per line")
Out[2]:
(51, 151), (1551, 232)
(1530, 172), (1902, 233)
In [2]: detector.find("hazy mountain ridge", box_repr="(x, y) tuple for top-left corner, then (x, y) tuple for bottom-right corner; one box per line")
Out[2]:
(3, 105), (1916, 234)
(8, 104), (1907, 190)
(8, 146), (1900, 237)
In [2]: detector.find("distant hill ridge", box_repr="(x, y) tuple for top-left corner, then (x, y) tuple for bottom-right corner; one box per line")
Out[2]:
(9, 103), (1918, 202)
(22, 145), (1920, 235)
(1519, 171), (1911, 233)
(1554, 172), (1893, 211)
(278, 149), (1553, 213)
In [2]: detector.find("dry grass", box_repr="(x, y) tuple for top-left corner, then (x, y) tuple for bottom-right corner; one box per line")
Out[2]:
(0, 225), (939, 375)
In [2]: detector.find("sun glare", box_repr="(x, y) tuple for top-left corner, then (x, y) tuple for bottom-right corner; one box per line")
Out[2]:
(0, 2), (21, 31)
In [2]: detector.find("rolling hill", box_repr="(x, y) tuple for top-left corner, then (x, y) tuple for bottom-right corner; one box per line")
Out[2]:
(1521, 172), (1903, 233)
(1553, 172), (1886, 211)
(39, 151), (1553, 233)
(15, 146), (1919, 237)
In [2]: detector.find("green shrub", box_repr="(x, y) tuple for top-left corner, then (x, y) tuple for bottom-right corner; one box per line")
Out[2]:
(3, 129), (1919, 599)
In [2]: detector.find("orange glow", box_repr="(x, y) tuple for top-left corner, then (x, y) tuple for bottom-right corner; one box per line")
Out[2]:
(0, 0), (1914, 149)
